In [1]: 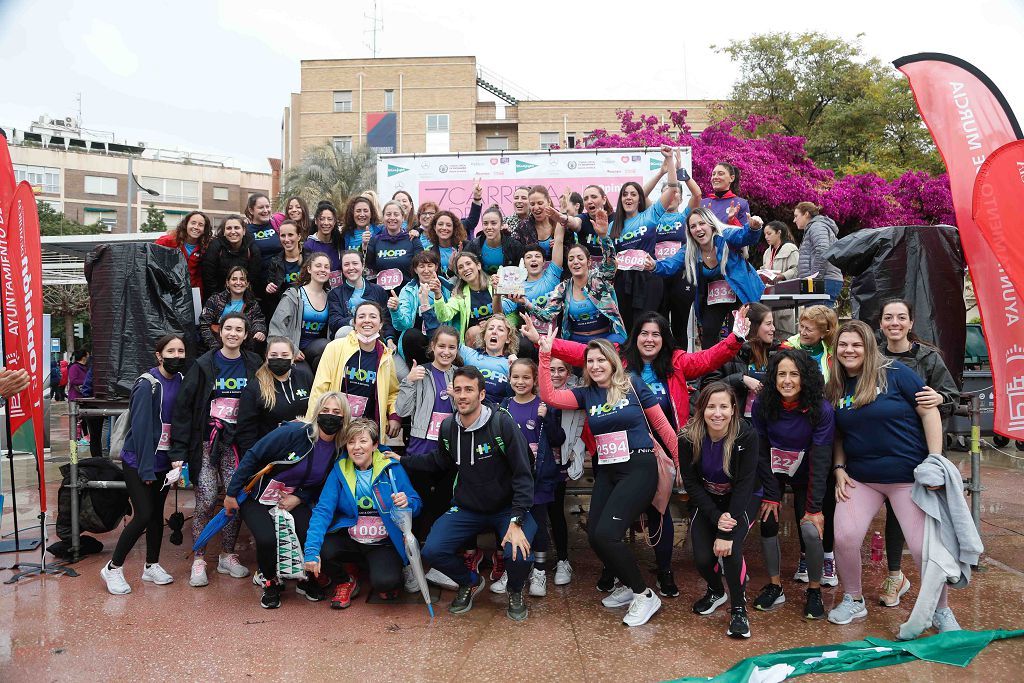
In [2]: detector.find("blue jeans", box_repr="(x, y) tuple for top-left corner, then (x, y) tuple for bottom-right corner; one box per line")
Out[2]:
(824, 279), (844, 308)
(422, 506), (536, 591)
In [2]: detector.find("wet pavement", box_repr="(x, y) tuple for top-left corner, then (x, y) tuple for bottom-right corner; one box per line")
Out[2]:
(2, 405), (1023, 681)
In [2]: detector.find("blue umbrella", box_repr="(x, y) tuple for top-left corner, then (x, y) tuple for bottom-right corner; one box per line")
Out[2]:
(192, 490), (247, 552)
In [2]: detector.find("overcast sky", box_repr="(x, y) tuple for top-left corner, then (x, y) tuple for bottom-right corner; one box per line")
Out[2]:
(1, 0), (1022, 172)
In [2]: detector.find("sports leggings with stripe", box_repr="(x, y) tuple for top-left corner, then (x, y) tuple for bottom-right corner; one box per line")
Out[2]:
(690, 493), (761, 609)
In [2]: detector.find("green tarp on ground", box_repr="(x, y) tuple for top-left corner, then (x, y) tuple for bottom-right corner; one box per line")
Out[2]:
(675, 629), (1024, 683)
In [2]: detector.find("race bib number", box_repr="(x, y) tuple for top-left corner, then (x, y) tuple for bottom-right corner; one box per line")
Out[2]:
(529, 313), (552, 336)
(595, 430), (630, 465)
(157, 423), (172, 451)
(210, 397), (240, 423)
(329, 270), (345, 289)
(376, 268), (404, 290)
(706, 280), (737, 306)
(348, 515), (388, 544)
(346, 393), (369, 418)
(655, 241), (682, 260)
(770, 447), (806, 477)
(427, 411), (451, 440)
(615, 249), (648, 271)
(259, 479), (297, 506)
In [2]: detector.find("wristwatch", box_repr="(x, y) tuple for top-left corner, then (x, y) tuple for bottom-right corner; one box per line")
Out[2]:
(509, 516), (523, 527)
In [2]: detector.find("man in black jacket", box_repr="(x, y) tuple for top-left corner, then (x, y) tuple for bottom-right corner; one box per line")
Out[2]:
(400, 366), (536, 621)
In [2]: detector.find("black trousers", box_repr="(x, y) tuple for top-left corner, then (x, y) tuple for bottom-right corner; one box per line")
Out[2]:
(547, 480), (569, 562)
(884, 500), (906, 572)
(239, 497), (313, 581)
(691, 493), (760, 609)
(321, 531), (404, 593)
(111, 465), (170, 566)
(659, 275), (695, 345)
(588, 450), (658, 593)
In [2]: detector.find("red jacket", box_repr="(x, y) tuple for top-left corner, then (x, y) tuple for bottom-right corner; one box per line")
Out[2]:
(550, 333), (743, 438)
(155, 233), (204, 294)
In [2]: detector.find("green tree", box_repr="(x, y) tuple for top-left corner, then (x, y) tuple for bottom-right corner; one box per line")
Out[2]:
(141, 203), (167, 232)
(36, 200), (104, 236)
(278, 143), (376, 212)
(716, 32), (942, 177)
(43, 284), (90, 354)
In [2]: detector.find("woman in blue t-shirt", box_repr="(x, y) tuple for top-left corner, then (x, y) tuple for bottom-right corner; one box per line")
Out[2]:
(459, 315), (517, 403)
(246, 193), (282, 269)
(168, 313), (263, 589)
(198, 266), (268, 353)
(539, 333), (679, 628)
(341, 195), (382, 252)
(679, 382), (762, 639)
(265, 220), (311, 318)
(305, 203), (346, 287)
(269, 253), (332, 374)
(824, 320), (956, 632)
(100, 333), (187, 595)
(426, 210), (469, 281)
(465, 206), (525, 276)
(750, 349), (835, 621)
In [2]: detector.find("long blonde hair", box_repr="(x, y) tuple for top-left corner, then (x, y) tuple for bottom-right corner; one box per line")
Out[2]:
(681, 382), (741, 476)
(582, 339), (631, 408)
(475, 314), (519, 357)
(826, 320), (891, 408)
(684, 207), (731, 286)
(255, 336), (297, 410)
(308, 390), (352, 448)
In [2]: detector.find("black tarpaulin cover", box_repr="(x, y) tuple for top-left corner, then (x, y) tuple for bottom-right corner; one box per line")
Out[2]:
(84, 243), (197, 398)
(825, 224), (966, 386)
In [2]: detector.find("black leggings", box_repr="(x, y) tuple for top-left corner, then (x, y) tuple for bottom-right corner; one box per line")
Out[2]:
(111, 465), (170, 566)
(406, 468), (456, 543)
(822, 474), (836, 554)
(700, 302), (738, 350)
(83, 416), (106, 458)
(691, 493), (760, 609)
(530, 503), (551, 569)
(884, 500), (905, 572)
(647, 505), (674, 572)
(547, 481), (569, 562)
(301, 337), (330, 375)
(588, 450), (658, 593)
(615, 273), (664, 335)
(760, 477), (808, 552)
(659, 276), (695, 345)
(321, 531), (404, 592)
(239, 497), (313, 581)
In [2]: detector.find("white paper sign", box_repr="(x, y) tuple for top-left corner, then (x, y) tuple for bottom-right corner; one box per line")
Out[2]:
(496, 265), (527, 296)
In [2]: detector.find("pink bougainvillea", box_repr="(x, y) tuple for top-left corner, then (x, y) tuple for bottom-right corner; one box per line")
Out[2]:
(584, 110), (954, 234)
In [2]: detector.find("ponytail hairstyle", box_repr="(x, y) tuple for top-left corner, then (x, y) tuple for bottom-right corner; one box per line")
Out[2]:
(255, 336), (297, 410)
(879, 298), (939, 352)
(715, 162), (741, 195)
(298, 252), (333, 288)
(245, 192), (272, 224)
(682, 382), (741, 475)
(794, 201), (821, 218)
(224, 265), (255, 304)
(583, 184), (615, 215)
(509, 357), (539, 396)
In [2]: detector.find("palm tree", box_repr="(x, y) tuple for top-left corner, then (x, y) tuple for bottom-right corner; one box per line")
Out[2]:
(277, 143), (376, 213)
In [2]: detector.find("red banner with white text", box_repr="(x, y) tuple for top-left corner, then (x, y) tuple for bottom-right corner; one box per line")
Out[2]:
(894, 53), (1024, 439)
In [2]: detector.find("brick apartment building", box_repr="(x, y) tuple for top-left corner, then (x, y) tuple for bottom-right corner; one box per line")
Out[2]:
(282, 55), (719, 169)
(3, 116), (273, 234)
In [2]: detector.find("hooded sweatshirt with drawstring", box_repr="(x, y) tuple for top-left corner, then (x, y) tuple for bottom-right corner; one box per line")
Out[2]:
(399, 400), (534, 520)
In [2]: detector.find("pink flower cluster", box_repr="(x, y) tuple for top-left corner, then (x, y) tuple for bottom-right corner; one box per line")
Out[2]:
(583, 110), (955, 232)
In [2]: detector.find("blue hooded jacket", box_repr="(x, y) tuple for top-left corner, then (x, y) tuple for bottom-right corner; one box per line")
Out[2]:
(304, 450), (422, 564)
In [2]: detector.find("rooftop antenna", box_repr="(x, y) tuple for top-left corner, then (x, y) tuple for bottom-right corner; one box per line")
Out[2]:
(75, 92), (82, 131)
(364, 0), (383, 58)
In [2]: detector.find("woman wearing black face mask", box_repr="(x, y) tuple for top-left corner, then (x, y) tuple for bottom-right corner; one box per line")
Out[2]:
(236, 336), (314, 455)
(225, 391), (351, 609)
(101, 334), (188, 595)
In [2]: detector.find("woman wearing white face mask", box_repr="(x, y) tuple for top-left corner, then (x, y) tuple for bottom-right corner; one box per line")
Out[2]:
(309, 301), (401, 441)
(101, 334), (188, 595)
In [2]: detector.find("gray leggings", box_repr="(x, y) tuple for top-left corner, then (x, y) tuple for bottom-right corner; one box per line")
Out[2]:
(759, 476), (824, 583)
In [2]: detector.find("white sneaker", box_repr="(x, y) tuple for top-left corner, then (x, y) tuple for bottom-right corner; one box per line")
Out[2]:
(489, 571), (509, 594)
(529, 568), (547, 597)
(403, 565), (420, 593)
(425, 568), (458, 590)
(601, 583), (634, 608)
(141, 563), (174, 585)
(189, 558), (209, 587)
(217, 553), (250, 579)
(554, 560), (573, 586)
(828, 593), (868, 625)
(252, 570), (265, 587)
(623, 589), (662, 627)
(101, 562), (132, 595)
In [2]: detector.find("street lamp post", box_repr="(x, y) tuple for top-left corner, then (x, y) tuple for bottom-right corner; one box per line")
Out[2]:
(125, 156), (158, 234)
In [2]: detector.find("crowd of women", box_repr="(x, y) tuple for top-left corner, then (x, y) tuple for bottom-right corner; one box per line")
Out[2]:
(95, 145), (973, 641)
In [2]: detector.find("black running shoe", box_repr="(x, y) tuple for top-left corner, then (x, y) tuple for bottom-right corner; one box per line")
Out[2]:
(449, 575), (484, 615)
(507, 590), (528, 622)
(692, 587), (728, 615)
(295, 577), (326, 602)
(804, 587), (825, 620)
(597, 566), (616, 592)
(656, 570), (679, 598)
(753, 583), (785, 611)
(727, 606), (751, 638)
(260, 580), (283, 609)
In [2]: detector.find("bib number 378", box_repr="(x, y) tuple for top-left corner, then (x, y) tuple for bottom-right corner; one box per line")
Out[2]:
(595, 430), (630, 465)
